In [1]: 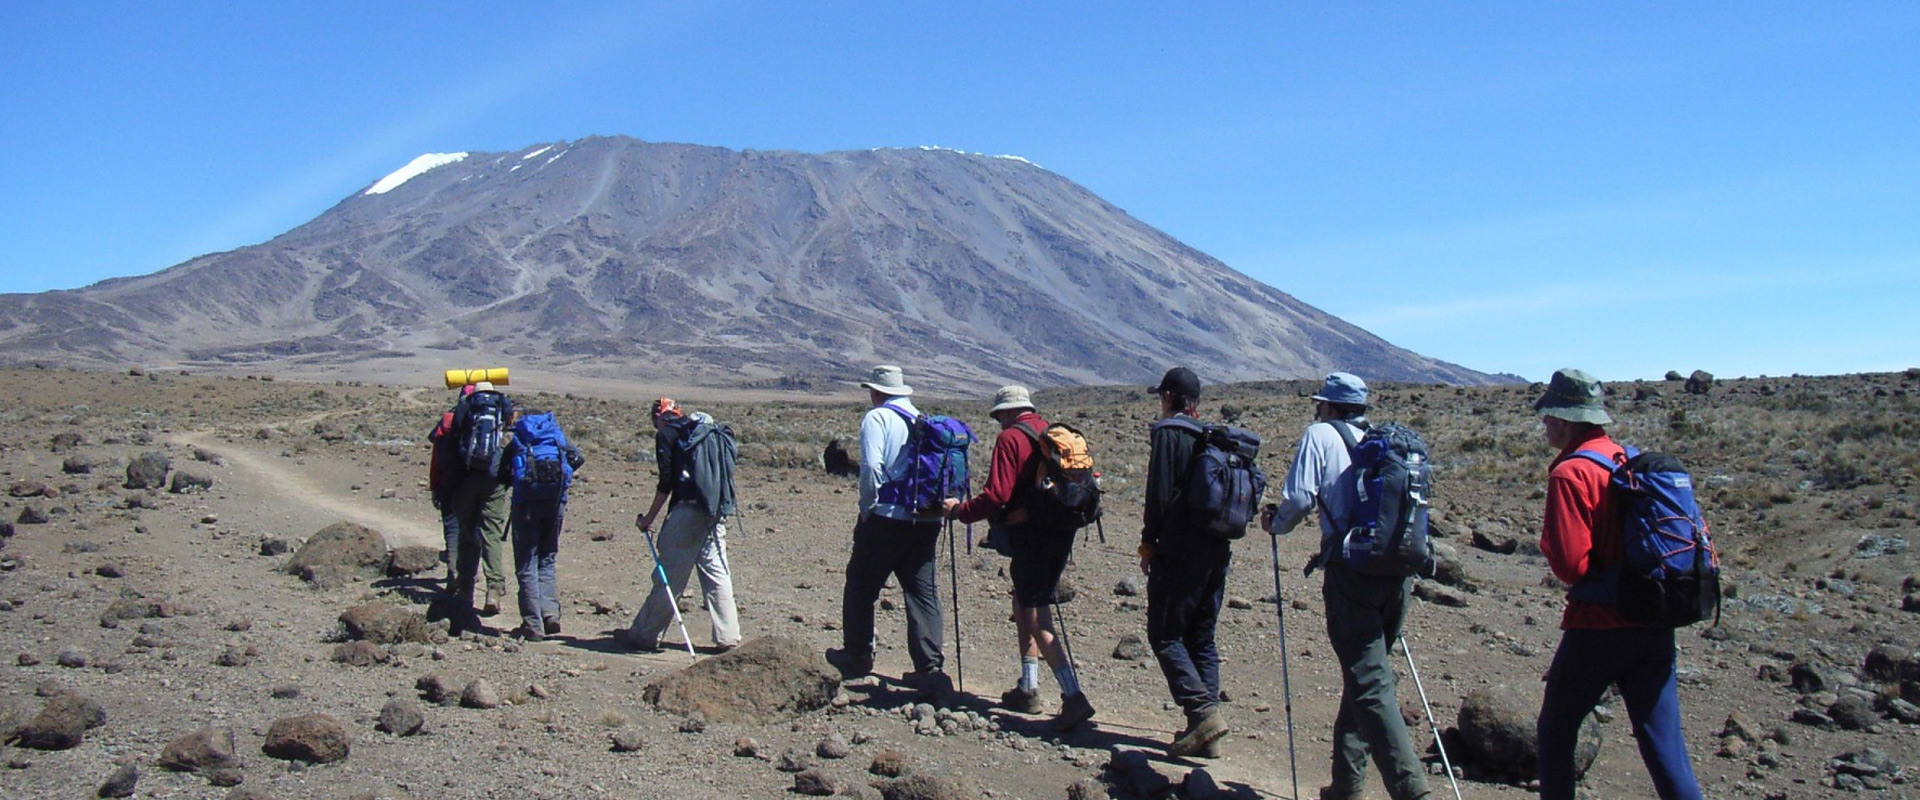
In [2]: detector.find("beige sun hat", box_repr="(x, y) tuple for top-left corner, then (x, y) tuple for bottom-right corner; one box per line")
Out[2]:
(859, 365), (913, 396)
(990, 385), (1034, 414)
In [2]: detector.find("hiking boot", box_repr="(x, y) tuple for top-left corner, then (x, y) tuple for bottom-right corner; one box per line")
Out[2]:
(510, 625), (544, 642)
(999, 685), (1044, 714)
(903, 669), (954, 703)
(481, 587), (503, 617)
(1051, 692), (1095, 731)
(1317, 786), (1364, 800)
(1168, 709), (1228, 757)
(448, 615), (490, 638)
(1198, 736), (1222, 759)
(825, 648), (874, 679)
(543, 618), (561, 636)
(617, 630), (661, 653)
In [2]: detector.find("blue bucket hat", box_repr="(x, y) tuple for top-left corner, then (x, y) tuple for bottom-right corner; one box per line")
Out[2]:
(1310, 372), (1368, 406)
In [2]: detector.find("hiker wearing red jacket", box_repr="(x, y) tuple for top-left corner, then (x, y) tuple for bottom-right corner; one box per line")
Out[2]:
(1535, 369), (1701, 800)
(943, 385), (1094, 731)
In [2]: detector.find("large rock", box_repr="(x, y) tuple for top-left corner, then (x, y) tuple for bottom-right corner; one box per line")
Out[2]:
(1456, 685), (1598, 780)
(261, 713), (350, 763)
(1684, 370), (1714, 395)
(386, 545), (441, 577)
(878, 774), (973, 800)
(376, 698), (425, 736)
(16, 694), (107, 750)
(338, 603), (436, 644)
(123, 451), (170, 490)
(159, 725), (238, 772)
(168, 470), (214, 494)
(642, 636), (839, 724)
(1864, 644), (1920, 684)
(1429, 542), (1474, 590)
(285, 522), (388, 581)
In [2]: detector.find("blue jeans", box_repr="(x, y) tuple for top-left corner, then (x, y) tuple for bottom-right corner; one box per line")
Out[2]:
(1538, 627), (1701, 800)
(1146, 539), (1230, 722)
(841, 513), (944, 673)
(511, 498), (564, 633)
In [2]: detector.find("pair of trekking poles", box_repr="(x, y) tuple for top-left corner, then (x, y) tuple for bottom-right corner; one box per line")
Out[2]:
(1268, 535), (1462, 800)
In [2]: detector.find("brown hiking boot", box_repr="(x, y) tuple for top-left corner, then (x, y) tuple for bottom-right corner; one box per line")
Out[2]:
(1051, 692), (1095, 731)
(1317, 787), (1364, 800)
(999, 685), (1044, 714)
(1168, 709), (1228, 757)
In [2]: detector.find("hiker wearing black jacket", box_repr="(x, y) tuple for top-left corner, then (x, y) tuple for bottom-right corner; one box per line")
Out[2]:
(438, 381), (513, 636)
(1264, 373), (1431, 800)
(627, 398), (741, 652)
(1140, 366), (1232, 757)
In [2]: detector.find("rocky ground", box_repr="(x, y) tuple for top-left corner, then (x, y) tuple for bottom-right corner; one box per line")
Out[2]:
(0, 365), (1916, 799)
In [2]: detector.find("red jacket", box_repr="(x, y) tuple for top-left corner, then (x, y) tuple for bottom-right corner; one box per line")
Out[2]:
(951, 411), (1046, 525)
(1540, 428), (1635, 630)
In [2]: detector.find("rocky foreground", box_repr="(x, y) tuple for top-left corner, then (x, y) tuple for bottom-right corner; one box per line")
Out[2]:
(0, 366), (1916, 799)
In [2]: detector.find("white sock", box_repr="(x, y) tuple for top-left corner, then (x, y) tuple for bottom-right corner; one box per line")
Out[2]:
(1054, 665), (1081, 697)
(1020, 658), (1040, 691)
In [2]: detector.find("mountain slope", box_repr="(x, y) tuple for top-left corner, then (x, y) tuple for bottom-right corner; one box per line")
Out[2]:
(0, 137), (1496, 390)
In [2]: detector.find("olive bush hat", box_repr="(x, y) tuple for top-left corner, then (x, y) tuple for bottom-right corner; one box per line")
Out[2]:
(1533, 368), (1612, 425)
(1310, 372), (1368, 406)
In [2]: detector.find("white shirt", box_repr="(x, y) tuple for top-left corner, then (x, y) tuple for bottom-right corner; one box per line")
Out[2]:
(1269, 419), (1364, 557)
(859, 396), (920, 520)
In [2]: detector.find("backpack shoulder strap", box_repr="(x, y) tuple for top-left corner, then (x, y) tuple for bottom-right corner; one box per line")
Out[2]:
(1569, 449), (1621, 472)
(1010, 421), (1043, 445)
(1329, 420), (1361, 455)
(882, 403), (916, 424)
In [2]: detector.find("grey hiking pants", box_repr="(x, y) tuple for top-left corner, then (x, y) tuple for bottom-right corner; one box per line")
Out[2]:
(630, 502), (741, 648)
(840, 513), (944, 674)
(1323, 563), (1431, 800)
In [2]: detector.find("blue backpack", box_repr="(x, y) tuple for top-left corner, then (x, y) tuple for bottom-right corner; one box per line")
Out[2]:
(876, 407), (975, 514)
(510, 412), (573, 502)
(1332, 422), (1436, 577)
(1157, 417), (1267, 539)
(1569, 447), (1721, 627)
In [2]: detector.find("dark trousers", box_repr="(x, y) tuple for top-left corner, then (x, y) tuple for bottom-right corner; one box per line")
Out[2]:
(443, 475), (507, 625)
(510, 498), (564, 633)
(1538, 627), (1702, 800)
(1146, 541), (1230, 721)
(1322, 563), (1429, 800)
(841, 513), (944, 673)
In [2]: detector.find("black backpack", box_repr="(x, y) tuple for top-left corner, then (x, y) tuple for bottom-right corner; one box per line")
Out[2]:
(458, 391), (511, 477)
(1010, 421), (1103, 532)
(1157, 417), (1267, 539)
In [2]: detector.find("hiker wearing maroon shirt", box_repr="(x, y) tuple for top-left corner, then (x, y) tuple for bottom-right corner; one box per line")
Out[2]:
(1534, 368), (1701, 800)
(943, 385), (1094, 731)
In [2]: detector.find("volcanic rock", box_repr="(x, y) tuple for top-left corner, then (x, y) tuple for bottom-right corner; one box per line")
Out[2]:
(642, 636), (838, 724)
(159, 725), (239, 772)
(262, 713), (350, 763)
(16, 694), (107, 750)
(339, 602), (436, 644)
(123, 451), (169, 490)
(376, 698), (425, 736)
(1456, 685), (1598, 780)
(285, 522), (387, 581)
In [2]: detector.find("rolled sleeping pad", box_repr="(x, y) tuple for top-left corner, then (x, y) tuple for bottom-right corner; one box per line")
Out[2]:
(443, 367), (510, 389)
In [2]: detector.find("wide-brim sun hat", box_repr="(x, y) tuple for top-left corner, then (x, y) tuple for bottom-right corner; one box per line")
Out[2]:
(1533, 368), (1613, 425)
(990, 385), (1034, 414)
(860, 365), (913, 396)
(1310, 372), (1368, 406)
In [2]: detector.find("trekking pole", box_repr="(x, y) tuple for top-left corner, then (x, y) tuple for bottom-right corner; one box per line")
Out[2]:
(640, 525), (698, 661)
(1267, 534), (1301, 800)
(1399, 634), (1464, 800)
(1050, 598), (1079, 675)
(946, 517), (964, 692)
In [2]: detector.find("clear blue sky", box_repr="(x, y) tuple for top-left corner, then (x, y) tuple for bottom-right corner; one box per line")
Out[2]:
(3, 2), (1916, 382)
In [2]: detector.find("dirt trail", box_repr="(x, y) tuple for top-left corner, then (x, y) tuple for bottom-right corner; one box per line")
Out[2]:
(171, 431), (440, 549)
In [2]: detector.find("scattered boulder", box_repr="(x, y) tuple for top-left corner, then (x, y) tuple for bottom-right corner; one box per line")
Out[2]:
(460, 680), (502, 710)
(1829, 695), (1879, 731)
(793, 769), (839, 795)
(609, 728), (645, 753)
(262, 713), (350, 763)
(1828, 748), (1903, 792)
(1469, 527), (1519, 555)
(61, 456), (97, 475)
(168, 470), (214, 494)
(878, 774), (971, 800)
(98, 763), (138, 798)
(823, 440), (858, 477)
(870, 749), (909, 777)
(284, 522), (388, 582)
(338, 603), (436, 645)
(1428, 542), (1474, 590)
(10, 479), (48, 497)
(1456, 685), (1598, 780)
(816, 733), (851, 759)
(1664, 370), (1686, 382)
(642, 636), (839, 724)
(16, 505), (49, 525)
(159, 725), (238, 773)
(1791, 661), (1838, 695)
(331, 641), (389, 667)
(416, 673), (459, 705)
(1114, 576), (1142, 597)
(16, 694), (107, 750)
(1112, 635), (1149, 661)
(386, 545), (441, 577)
(123, 452), (170, 490)
(1863, 644), (1920, 683)
(1412, 581), (1469, 608)
(50, 432), (83, 453)
(1684, 370), (1714, 395)
(259, 537), (291, 557)
(376, 698), (425, 736)
(1108, 748), (1180, 799)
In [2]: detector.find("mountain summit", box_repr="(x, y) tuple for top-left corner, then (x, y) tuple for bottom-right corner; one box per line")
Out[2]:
(0, 136), (1493, 390)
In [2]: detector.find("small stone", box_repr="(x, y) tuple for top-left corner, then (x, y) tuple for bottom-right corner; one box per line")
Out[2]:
(817, 733), (851, 759)
(160, 725), (238, 772)
(18, 652), (40, 667)
(261, 713), (350, 763)
(1226, 596), (1253, 610)
(869, 749), (908, 777)
(609, 729), (645, 753)
(331, 641), (389, 667)
(778, 747), (813, 772)
(269, 684), (300, 699)
(1114, 576), (1142, 596)
(97, 763), (138, 798)
(376, 698), (425, 736)
(734, 737), (762, 758)
(1111, 635), (1149, 661)
(459, 680), (501, 709)
(416, 673), (458, 705)
(56, 647), (87, 668)
(793, 769), (838, 796)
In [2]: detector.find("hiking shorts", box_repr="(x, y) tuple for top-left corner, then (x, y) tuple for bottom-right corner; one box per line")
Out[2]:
(1006, 523), (1075, 608)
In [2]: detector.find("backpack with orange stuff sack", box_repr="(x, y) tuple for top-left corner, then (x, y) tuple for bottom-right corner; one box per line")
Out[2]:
(1009, 421), (1105, 541)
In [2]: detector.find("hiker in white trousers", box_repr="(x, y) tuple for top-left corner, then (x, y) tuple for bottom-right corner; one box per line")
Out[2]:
(627, 397), (742, 651)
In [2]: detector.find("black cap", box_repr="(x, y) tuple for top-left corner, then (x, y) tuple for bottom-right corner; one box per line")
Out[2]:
(1150, 366), (1202, 398)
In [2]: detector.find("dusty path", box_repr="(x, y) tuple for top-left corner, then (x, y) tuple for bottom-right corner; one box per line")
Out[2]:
(171, 431), (441, 549)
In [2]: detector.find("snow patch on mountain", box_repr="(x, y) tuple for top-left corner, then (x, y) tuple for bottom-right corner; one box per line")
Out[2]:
(365, 152), (470, 195)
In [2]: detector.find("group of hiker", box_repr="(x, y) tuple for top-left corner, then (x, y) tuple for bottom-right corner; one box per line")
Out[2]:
(422, 363), (1713, 800)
